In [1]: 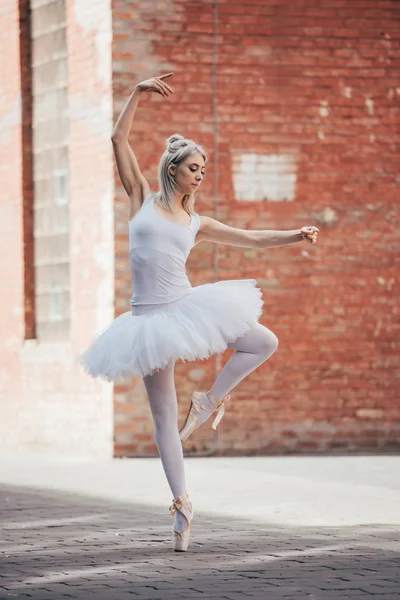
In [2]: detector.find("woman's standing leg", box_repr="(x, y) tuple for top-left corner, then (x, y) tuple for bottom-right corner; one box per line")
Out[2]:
(143, 361), (189, 531)
(198, 322), (279, 424)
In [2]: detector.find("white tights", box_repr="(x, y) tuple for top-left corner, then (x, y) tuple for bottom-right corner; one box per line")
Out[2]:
(142, 322), (279, 529)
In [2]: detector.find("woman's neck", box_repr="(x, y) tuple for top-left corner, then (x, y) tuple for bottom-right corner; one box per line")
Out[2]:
(169, 192), (186, 213)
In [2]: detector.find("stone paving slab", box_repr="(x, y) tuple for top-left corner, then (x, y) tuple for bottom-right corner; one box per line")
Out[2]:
(0, 454), (399, 599)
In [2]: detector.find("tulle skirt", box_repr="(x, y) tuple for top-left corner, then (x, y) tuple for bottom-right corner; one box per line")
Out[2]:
(78, 279), (264, 382)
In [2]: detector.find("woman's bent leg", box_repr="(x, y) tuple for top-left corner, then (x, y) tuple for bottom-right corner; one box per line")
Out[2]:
(143, 361), (188, 530)
(197, 323), (278, 423)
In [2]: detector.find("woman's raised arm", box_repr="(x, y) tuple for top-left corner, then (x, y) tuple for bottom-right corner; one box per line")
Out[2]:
(111, 74), (174, 219)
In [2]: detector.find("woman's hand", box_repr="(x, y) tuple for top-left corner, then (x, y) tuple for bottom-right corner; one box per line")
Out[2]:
(135, 73), (175, 97)
(300, 226), (320, 244)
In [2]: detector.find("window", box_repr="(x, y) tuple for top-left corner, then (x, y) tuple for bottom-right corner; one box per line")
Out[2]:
(31, 0), (70, 341)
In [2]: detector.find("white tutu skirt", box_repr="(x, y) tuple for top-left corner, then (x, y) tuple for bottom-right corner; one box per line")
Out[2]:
(78, 279), (264, 382)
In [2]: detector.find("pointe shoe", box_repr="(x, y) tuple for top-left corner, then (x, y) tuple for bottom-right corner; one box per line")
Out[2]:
(169, 491), (194, 552)
(179, 391), (231, 442)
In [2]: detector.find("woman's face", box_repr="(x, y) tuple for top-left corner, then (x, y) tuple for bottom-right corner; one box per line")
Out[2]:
(171, 152), (206, 195)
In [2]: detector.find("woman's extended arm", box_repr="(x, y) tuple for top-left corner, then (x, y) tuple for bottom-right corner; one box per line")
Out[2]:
(111, 73), (174, 219)
(197, 216), (319, 248)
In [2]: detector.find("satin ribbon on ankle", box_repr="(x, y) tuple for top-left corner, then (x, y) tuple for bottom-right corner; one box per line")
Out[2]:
(211, 394), (231, 430)
(169, 502), (178, 517)
(169, 495), (193, 519)
(169, 496), (185, 516)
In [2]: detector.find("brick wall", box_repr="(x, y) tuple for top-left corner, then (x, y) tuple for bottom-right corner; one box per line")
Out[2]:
(0, 0), (114, 457)
(1, 0), (398, 458)
(112, 0), (400, 455)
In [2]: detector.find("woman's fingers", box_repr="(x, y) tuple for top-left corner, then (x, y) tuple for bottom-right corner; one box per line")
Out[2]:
(156, 78), (174, 95)
(301, 225), (319, 244)
(160, 80), (174, 94)
(159, 72), (174, 80)
(153, 80), (167, 96)
(137, 73), (174, 94)
(142, 74), (174, 97)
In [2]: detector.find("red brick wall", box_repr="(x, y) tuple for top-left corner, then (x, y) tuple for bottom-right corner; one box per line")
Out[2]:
(1, 0), (398, 458)
(112, 0), (400, 455)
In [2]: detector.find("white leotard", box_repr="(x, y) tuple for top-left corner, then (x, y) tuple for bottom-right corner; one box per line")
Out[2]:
(128, 194), (201, 307)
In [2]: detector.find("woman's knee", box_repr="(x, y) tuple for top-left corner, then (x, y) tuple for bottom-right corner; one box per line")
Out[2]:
(258, 326), (279, 358)
(228, 322), (279, 356)
(151, 400), (178, 424)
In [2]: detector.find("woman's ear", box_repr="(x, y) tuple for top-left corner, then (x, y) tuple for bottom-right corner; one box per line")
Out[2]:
(168, 165), (176, 177)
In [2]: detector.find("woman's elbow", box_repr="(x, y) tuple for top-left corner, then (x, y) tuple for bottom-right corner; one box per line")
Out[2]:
(253, 231), (264, 248)
(111, 130), (126, 143)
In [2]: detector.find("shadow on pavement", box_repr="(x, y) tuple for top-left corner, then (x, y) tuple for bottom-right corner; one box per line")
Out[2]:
(0, 484), (399, 599)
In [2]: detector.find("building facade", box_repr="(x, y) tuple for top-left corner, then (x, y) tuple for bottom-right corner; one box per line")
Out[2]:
(1, 0), (399, 457)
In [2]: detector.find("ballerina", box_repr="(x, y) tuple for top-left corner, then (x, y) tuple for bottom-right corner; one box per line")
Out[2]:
(79, 73), (319, 552)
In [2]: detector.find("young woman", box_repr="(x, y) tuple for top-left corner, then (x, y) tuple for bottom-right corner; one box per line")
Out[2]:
(79, 73), (319, 552)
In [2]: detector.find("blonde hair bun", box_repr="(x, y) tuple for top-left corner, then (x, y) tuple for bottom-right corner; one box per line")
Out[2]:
(166, 134), (186, 151)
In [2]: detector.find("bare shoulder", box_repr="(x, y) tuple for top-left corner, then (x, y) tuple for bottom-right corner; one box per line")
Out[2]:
(196, 215), (210, 224)
(194, 214), (214, 244)
(128, 179), (152, 220)
(197, 215), (217, 232)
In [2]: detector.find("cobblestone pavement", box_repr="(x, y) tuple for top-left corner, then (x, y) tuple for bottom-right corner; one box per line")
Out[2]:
(0, 454), (399, 599)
